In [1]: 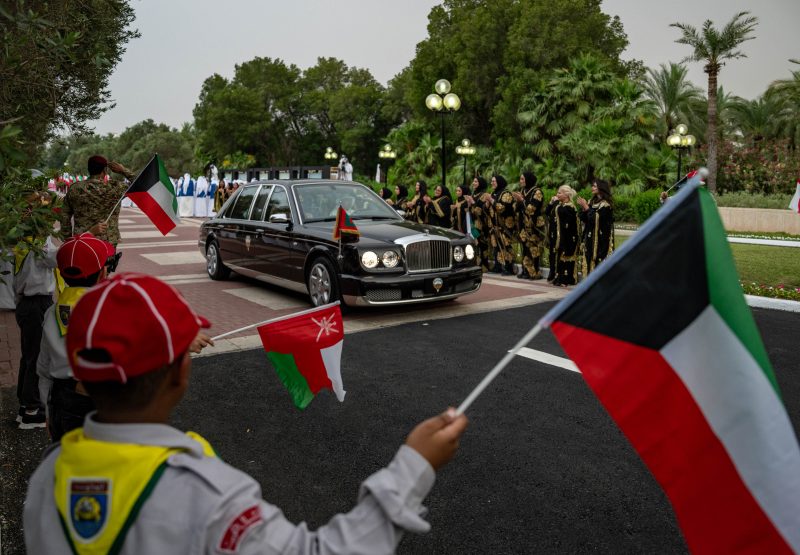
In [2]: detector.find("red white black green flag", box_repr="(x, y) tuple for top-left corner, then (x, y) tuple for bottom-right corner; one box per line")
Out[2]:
(125, 154), (180, 235)
(332, 206), (359, 241)
(540, 176), (800, 553)
(257, 303), (345, 409)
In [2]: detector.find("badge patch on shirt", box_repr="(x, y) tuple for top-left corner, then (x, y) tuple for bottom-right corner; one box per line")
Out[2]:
(69, 479), (110, 541)
(219, 505), (262, 552)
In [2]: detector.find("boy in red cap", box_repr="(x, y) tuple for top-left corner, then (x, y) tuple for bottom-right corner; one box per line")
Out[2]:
(36, 233), (115, 441)
(24, 273), (468, 554)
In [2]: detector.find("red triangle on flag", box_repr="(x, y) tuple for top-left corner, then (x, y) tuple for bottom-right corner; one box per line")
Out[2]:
(332, 206), (359, 241)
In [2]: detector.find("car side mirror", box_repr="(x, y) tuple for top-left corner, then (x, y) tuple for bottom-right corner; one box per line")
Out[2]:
(269, 213), (289, 224)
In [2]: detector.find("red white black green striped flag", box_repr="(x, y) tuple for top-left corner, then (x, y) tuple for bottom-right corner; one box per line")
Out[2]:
(540, 176), (800, 553)
(125, 154), (180, 235)
(257, 303), (345, 409)
(332, 205), (359, 241)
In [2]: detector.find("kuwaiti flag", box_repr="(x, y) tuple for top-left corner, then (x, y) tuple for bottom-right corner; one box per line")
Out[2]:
(258, 302), (345, 410)
(125, 154), (180, 235)
(539, 174), (800, 554)
(332, 206), (359, 241)
(789, 180), (800, 213)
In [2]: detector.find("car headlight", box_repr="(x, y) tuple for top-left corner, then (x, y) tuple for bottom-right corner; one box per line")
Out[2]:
(465, 244), (475, 260)
(453, 245), (464, 262)
(361, 251), (379, 268)
(382, 250), (399, 268)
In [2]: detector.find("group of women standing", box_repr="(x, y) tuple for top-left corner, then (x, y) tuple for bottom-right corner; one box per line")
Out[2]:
(380, 174), (614, 287)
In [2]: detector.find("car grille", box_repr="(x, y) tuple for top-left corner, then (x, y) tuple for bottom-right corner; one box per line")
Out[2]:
(365, 288), (402, 302)
(404, 240), (452, 273)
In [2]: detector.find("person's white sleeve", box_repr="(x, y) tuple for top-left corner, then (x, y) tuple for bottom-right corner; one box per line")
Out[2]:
(206, 445), (435, 555)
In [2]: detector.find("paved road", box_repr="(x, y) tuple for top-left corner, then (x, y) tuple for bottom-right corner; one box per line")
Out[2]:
(4, 301), (796, 554)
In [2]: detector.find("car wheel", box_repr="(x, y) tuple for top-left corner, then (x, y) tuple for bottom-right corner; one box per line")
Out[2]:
(206, 240), (231, 280)
(306, 257), (340, 307)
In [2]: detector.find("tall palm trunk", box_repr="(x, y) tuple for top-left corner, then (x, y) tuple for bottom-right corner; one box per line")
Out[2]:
(705, 68), (718, 193)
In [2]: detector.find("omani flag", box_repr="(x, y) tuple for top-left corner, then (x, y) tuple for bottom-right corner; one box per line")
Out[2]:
(258, 303), (345, 410)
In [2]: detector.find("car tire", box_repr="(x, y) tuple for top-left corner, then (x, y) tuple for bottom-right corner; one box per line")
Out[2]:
(306, 256), (340, 307)
(206, 240), (231, 280)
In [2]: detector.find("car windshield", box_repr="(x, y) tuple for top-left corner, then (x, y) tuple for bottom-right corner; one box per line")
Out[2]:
(295, 183), (402, 223)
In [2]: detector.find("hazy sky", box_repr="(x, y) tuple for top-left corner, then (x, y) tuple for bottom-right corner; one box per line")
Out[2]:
(91, 0), (799, 135)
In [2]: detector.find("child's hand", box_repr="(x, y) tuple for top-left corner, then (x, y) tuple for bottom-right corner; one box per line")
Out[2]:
(189, 332), (215, 353)
(405, 408), (469, 470)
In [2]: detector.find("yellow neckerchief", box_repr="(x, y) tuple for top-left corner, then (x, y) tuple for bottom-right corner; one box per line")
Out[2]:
(13, 242), (31, 274)
(54, 428), (215, 555)
(55, 286), (88, 337)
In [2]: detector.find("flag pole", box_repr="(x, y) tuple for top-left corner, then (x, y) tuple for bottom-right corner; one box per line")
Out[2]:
(456, 323), (544, 415)
(210, 301), (341, 341)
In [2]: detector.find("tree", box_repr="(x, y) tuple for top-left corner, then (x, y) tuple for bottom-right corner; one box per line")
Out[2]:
(766, 63), (800, 148)
(671, 12), (758, 193)
(642, 63), (704, 139)
(0, 0), (138, 170)
(728, 96), (783, 145)
(404, 0), (629, 153)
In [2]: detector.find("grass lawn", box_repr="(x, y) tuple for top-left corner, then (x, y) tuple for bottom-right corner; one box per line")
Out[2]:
(541, 235), (800, 289)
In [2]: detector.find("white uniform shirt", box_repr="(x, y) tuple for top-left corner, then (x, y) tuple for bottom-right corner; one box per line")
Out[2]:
(13, 237), (57, 303)
(25, 415), (436, 554)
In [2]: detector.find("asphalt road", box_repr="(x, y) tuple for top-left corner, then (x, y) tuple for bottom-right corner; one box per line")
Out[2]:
(2, 303), (798, 554)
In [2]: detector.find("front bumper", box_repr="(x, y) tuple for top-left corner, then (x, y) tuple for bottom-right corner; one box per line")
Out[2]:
(340, 266), (483, 306)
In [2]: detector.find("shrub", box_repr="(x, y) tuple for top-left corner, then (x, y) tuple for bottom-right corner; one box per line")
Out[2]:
(714, 192), (794, 209)
(631, 189), (663, 223)
(614, 195), (634, 223)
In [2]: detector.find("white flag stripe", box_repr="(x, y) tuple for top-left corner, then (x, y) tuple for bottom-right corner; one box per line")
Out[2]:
(515, 348), (580, 373)
(661, 305), (800, 551)
(148, 178), (181, 225)
(320, 340), (346, 402)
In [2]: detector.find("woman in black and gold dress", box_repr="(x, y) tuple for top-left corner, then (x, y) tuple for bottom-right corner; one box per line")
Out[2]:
(513, 171), (545, 280)
(389, 184), (409, 212)
(405, 180), (429, 224)
(466, 177), (491, 271)
(451, 184), (470, 235)
(545, 185), (580, 286)
(426, 185), (452, 228)
(577, 178), (614, 275)
(486, 174), (516, 275)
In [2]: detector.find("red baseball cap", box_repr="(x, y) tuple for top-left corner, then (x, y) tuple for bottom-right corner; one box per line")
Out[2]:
(67, 273), (211, 383)
(57, 233), (115, 279)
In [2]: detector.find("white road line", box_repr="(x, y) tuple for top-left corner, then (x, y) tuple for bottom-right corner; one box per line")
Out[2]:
(515, 347), (580, 373)
(121, 240), (198, 250)
(223, 287), (308, 310)
(728, 237), (800, 248)
(121, 231), (176, 239)
(141, 251), (205, 265)
(160, 273), (208, 281)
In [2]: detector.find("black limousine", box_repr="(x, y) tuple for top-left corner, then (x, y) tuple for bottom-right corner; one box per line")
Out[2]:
(198, 180), (482, 307)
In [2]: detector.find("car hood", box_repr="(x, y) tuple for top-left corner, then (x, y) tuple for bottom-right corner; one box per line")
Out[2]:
(303, 219), (469, 245)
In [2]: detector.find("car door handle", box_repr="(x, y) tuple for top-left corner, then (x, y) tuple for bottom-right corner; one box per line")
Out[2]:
(255, 228), (266, 234)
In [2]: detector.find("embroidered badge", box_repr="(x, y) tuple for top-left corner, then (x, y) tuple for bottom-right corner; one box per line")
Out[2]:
(69, 479), (110, 542)
(219, 505), (262, 553)
(58, 304), (71, 327)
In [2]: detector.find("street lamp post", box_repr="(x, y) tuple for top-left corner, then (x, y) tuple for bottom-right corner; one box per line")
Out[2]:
(324, 147), (338, 178)
(666, 124), (696, 183)
(378, 144), (396, 184)
(454, 139), (476, 188)
(425, 79), (461, 190)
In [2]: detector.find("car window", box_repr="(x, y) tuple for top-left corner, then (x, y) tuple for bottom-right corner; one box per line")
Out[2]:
(228, 186), (259, 220)
(249, 185), (272, 221)
(265, 187), (291, 221)
(296, 183), (402, 222)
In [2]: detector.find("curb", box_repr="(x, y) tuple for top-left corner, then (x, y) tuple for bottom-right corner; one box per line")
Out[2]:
(745, 295), (800, 313)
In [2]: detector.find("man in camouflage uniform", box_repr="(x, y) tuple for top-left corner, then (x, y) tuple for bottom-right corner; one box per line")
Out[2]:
(512, 171), (546, 280)
(61, 156), (136, 246)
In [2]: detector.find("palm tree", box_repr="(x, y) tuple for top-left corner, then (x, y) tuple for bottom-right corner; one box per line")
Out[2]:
(671, 12), (758, 193)
(728, 96), (783, 144)
(766, 63), (800, 148)
(642, 63), (704, 139)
